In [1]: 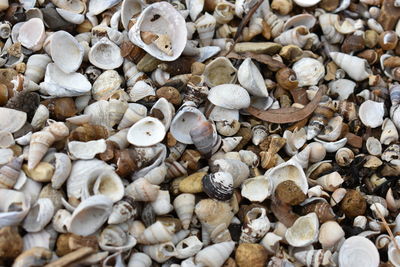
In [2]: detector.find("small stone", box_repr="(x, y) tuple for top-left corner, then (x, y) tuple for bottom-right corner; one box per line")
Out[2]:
(234, 42), (282, 55)
(235, 243), (268, 267)
(179, 172), (206, 193)
(275, 180), (307, 205)
(0, 226), (23, 262)
(378, 0), (400, 31)
(22, 162), (54, 182)
(341, 189), (367, 218)
(156, 86), (182, 106)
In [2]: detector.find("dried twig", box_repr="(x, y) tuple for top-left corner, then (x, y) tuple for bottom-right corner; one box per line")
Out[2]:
(372, 203), (400, 253)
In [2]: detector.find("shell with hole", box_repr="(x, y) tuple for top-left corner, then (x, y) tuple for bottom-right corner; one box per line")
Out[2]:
(129, 2), (187, 61)
(330, 52), (372, 81)
(0, 189), (31, 228)
(67, 195), (113, 236)
(22, 198), (54, 232)
(142, 241), (176, 263)
(99, 224), (137, 252)
(285, 212), (319, 247)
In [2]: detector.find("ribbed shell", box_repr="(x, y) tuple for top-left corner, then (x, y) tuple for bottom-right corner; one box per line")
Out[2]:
(202, 172), (234, 201)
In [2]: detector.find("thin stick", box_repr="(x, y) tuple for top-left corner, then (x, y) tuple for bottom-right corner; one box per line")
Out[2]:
(372, 202), (400, 252)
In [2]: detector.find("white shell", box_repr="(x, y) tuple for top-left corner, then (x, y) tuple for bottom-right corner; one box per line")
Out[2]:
(318, 221), (345, 248)
(203, 57), (237, 88)
(292, 58), (325, 87)
(208, 84), (251, 109)
(50, 31), (84, 73)
(170, 105), (207, 144)
(238, 58), (268, 97)
(18, 18), (46, 51)
(23, 230), (51, 251)
(121, 0), (145, 30)
(329, 79), (356, 100)
(22, 198), (55, 232)
(128, 252), (152, 267)
(195, 12), (216, 47)
(56, 8), (85, 24)
(128, 2), (187, 61)
(138, 221), (173, 244)
(25, 54), (52, 84)
(330, 52), (372, 81)
(68, 139), (107, 160)
(88, 0), (121, 15)
(51, 153), (71, 190)
(314, 137), (347, 153)
(52, 209), (72, 233)
(209, 106), (239, 122)
(51, 0), (86, 13)
(142, 242), (176, 263)
(176, 236), (203, 259)
(366, 137), (382, 156)
(31, 104), (49, 130)
(285, 213), (319, 247)
(195, 241), (235, 267)
(150, 98), (175, 131)
(293, 0), (321, 7)
(99, 225), (137, 252)
(241, 176), (272, 202)
(265, 160), (308, 194)
(317, 116), (343, 142)
(40, 63), (91, 97)
(186, 0), (204, 21)
(338, 236), (380, 267)
(118, 103), (148, 130)
(92, 70), (123, 101)
(0, 131), (15, 148)
(0, 189), (31, 228)
(380, 118), (398, 145)
(129, 80), (155, 102)
(388, 236), (400, 267)
(315, 172), (344, 192)
(214, 158), (250, 188)
(127, 117), (166, 147)
(359, 100), (384, 128)
(67, 195), (113, 236)
(173, 193), (195, 230)
(87, 170), (124, 203)
(89, 38), (123, 70)
(0, 108), (27, 133)
(150, 190), (174, 215)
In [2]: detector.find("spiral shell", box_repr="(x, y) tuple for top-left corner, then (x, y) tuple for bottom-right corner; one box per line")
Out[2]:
(202, 172), (234, 201)
(126, 178), (160, 202)
(173, 193), (195, 230)
(0, 156), (23, 189)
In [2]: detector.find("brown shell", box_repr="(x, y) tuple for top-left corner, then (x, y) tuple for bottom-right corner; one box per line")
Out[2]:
(13, 247), (52, 267)
(42, 98), (77, 120)
(158, 57), (196, 76)
(301, 201), (336, 223)
(120, 41), (146, 64)
(357, 49), (379, 65)
(0, 226), (23, 261)
(235, 243), (268, 267)
(378, 0), (400, 31)
(383, 56), (400, 68)
(379, 31), (398, 50)
(275, 68), (299, 91)
(0, 83), (9, 106)
(68, 124), (109, 142)
(341, 34), (365, 54)
(114, 149), (138, 177)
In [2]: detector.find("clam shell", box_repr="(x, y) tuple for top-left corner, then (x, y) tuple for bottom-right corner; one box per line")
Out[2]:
(129, 2), (187, 61)
(88, 0), (121, 15)
(208, 84), (251, 109)
(89, 38), (123, 70)
(285, 212), (319, 247)
(238, 58), (268, 97)
(202, 172), (233, 201)
(18, 18), (46, 51)
(170, 105), (207, 144)
(127, 117), (166, 147)
(314, 137), (347, 153)
(55, 8), (85, 24)
(121, 0), (145, 30)
(50, 31), (84, 73)
(359, 100), (384, 128)
(0, 189), (31, 228)
(241, 176), (272, 202)
(51, 0), (86, 13)
(266, 160), (308, 194)
(67, 195), (113, 236)
(329, 79), (356, 100)
(129, 81), (156, 102)
(292, 58), (325, 87)
(203, 57), (237, 88)
(22, 198), (55, 232)
(338, 236), (380, 267)
(0, 108), (27, 133)
(293, 0), (321, 7)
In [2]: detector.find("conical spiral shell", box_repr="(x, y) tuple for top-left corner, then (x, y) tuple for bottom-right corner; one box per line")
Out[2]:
(195, 241), (235, 267)
(173, 193), (195, 230)
(125, 178), (160, 202)
(28, 131), (55, 170)
(0, 157), (23, 189)
(138, 221), (174, 244)
(330, 52), (372, 81)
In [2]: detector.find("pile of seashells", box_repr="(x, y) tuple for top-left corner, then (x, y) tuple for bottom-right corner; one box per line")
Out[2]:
(2, 0), (400, 266)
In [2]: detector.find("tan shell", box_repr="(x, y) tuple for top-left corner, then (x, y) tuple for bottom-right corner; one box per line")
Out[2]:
(126, 178), (160, 202)
(173, 193), (195, 230)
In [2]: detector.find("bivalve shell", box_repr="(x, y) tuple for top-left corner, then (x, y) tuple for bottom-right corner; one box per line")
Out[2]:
(238, 58), (268, 97)
(89, 38), (123, 70)
(338, 236), (379, 267)
(285, 212), (319, 247)
(50, 31), (84, 73)
(18, 18), (46, 51)
(359, 100), (384, 128)
(127, 117), (166, 147)
(208, 84), (251, 109)
(241, 176), (272, 202)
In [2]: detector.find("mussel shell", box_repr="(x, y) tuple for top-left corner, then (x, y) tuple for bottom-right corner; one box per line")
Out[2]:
(202, 172), (233, 201)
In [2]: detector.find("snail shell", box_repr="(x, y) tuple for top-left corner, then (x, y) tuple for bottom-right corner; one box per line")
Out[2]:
(202, 172), (234, 201)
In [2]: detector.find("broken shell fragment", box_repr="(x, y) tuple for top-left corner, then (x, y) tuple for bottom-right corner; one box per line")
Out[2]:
(285, 212), (319, 247)
(359, 100), (384, 128)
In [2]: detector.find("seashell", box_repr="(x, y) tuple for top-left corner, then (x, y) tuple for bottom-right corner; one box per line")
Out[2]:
(381, 118), (399, 145)
(12, 247), (52, 267)
(330, 52), (372, 81)
(315, 171), (343, 192)
(99, 224), (137, 252)
(214, 158), (249, 188)
(0, 189), (31, 228)
(128, 252), (152, 267)
(51, 0), (86, 13)
(213, 2), (234, 24)
(150, 190), (173, 215)
(241, 176), (272, 202)
(108, 198), (139, 225)
(195, 199), (234, 236)
(92, 70), (123, 101)
(150, 97), (175, 131)
(292, 57), (325, 87)
(23, 162), (54, 183)
(52, 209), (72, 233)
(359, 100), (384, 128)
(137, 220), (174, 245)
(28, 131), (55, 170)
(314, 137), (347, 153)
(129, 2), (187, 61)
(366, 137), (382, 156)
(31, 105), (49, 131)
(240, 206), (270, 243)
(67, 195), (113, 236)
(208, 84), (251, 110)
(338, 236), (380, 267)
(25, 54), (52, 84)
(126, 117), (166, 147)
(293, 0), (321, 7)
(251, 125), (268, 146)
(285, 212), (319, 247)
(195, 241), (235, 267)
(55, 8), (85, 24)
(266, 160), (308, 194)
(370, 202), (389, 219)
(221, 136), (242, 152)
(196, 12), (216, 47)
(215, 120), (240, 137)
(171, 105), (207, 145)
(186, 0), (204, 21)
(118, 103), (147, 130)
(317, 116), (343, 142)
(318, 220), (344, 249)
(335, 147), (354, 167)
(238, 58), (268, 97)
(129, 80), (155, 102)
(84, 170), (124, 203)
(203, 57), (237, 88)
(40, 63), (91, 97)
(87, 0), (120, 15)
(388, 236), (400, 267)
(50, 31), (84, 74)
(151, 68), (170, 87)
(239, 150), (259, 168)
(294, 249), (334, 267)
(176, 236), (203, 259)
(274, 26), (320, 49)
(202, 172), (233, 201)
(18, 18), (46, 51)
(353, 215), (367, 229)
(173, 193), (195, 230)
(121, 0), (144, 30)
(22, 198), (54, 232)
(142, 241), (176, 263)
(166, 160), (188, 179)
(284, 128), (307, 156)
(390, 84), (400, 106)
(126, 178), (160, 202)
(329, 79), (356, 101)
(68, 139), (107, 160)
(23, 230), (51, 251)
(0, 108), (27, 133)
(87, 38), (121, 70)
(0, 156), (23, 189)
(209, 106), (239, 122)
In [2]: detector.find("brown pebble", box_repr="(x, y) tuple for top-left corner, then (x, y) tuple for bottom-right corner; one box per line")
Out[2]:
(223, 257), (237, 267)
(275, 180), (307, 205)
(319, 0), (339, 11)
(378, 0), (400, 31)
(341, 189), (367, 218)
(156, 86), (182, 106)
(341, 34), (365, 54)
(0, 226), (23, 262)
(42, 97), (77, 120)
(235, 243), (268, 267)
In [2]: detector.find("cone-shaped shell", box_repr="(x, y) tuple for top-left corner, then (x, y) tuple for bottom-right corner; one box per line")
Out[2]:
(28, 131), (55, 170)
(67, 195), (113, 236)
(118, 103), (147, 130)
(330, 52), (372, 81)
(128, 2), (187, 61)
(195, 199), (234, 235)
(285, 212), (319, 247)
(50, 31), (84, 73)
(150, 190), (173, 215)
(0, 157), (23, 189)
(208, 84), (251, 109)
(125, 178), (160, 202)
(138, 221), (173, 244)
(25, 54), (52, 84)
(127, 117), (166, 147)
(238, 58), (268, 97)
(195, 241), (235, 267)
(173, 193), (195, 230)
(128, 252), (152, 267)
(339, 236), (380, 267)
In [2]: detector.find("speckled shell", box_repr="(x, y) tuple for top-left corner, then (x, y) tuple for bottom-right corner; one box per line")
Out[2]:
(202, 172), (234, 201)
